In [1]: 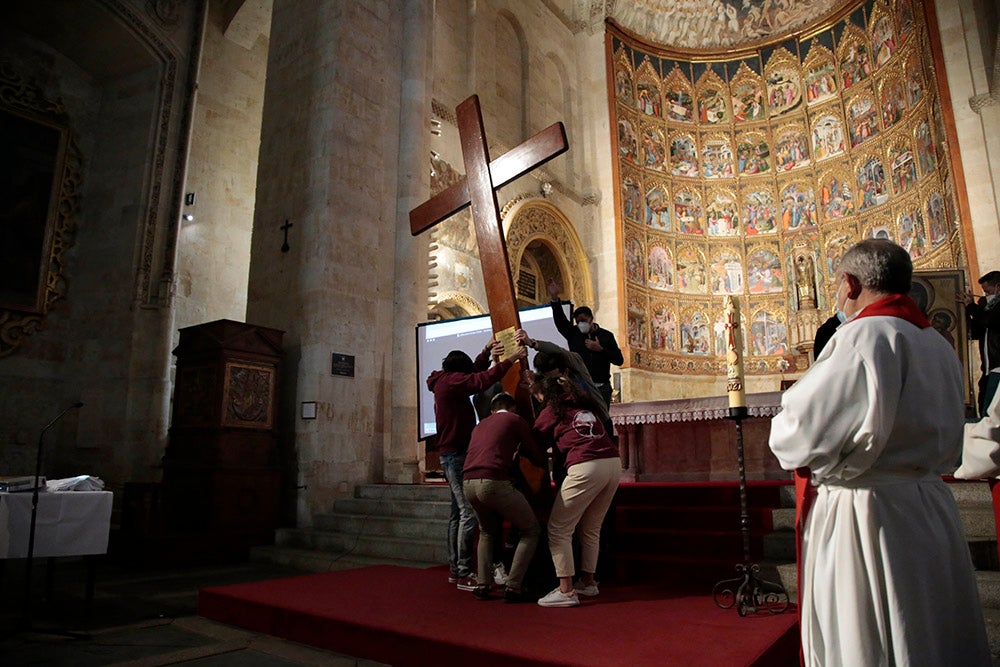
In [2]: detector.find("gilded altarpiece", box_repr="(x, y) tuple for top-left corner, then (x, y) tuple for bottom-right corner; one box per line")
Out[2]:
(607, 0), (969, 379)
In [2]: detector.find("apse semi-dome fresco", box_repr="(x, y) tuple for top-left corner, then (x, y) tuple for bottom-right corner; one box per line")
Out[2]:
(608, 0), (967, 376)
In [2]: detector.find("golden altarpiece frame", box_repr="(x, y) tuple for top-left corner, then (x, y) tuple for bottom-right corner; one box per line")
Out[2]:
(606, 0), (975, 398)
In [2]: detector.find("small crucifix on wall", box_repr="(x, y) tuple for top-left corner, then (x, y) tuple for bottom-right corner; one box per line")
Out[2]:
(280, 219), (293, 253)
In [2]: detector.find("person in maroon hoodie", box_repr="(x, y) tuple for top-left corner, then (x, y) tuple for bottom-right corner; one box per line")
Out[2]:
(427, 340), (526, 591)
(462, 392), (547, 602)
(531, 376), (621, 608)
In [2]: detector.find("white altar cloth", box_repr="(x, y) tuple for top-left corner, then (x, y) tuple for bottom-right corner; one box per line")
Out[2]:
(0, 490), (113, 558)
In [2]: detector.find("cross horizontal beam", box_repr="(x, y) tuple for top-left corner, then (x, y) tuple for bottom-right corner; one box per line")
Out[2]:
(409, 122), (568, 236)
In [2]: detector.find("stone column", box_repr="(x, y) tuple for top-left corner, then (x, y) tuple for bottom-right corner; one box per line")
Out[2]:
(387, 0), (434, 483)
(246, 1), (406, 525)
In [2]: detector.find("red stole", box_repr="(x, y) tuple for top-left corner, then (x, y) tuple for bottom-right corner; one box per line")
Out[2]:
(849, 293), (931, 329)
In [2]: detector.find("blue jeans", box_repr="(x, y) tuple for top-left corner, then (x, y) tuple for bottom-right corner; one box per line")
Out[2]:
(440, 452), (477, 577)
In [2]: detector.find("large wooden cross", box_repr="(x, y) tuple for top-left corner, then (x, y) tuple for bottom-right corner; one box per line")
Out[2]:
(410, 95), (568, 393)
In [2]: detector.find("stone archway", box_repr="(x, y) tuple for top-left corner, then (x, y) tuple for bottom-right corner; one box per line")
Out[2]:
(503, 199), (593, 309)
(428, 291), (485, 320)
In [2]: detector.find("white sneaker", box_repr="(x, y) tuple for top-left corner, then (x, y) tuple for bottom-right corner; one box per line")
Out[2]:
(537, 587), (579, 608)
(492, 562), (508, 586)
(574, 581), (599, 597)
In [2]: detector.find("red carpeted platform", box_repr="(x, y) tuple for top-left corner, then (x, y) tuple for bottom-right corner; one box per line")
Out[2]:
(199, 564), (798, 666)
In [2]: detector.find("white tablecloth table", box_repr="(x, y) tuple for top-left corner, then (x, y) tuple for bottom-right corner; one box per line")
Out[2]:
(0, 491), (113, 559)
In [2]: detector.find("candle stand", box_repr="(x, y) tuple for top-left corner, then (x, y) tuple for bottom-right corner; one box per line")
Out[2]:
(712, 406), (789, 616)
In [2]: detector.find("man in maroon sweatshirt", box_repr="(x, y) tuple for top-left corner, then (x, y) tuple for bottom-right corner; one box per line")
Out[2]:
(426, 340), (527, 590)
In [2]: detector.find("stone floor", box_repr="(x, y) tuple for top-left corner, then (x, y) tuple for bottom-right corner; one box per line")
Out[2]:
(0, 557), (386, 666)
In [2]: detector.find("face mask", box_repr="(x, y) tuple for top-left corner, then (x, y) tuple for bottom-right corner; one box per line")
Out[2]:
(987, 293), (1000, 308)
(836, 309), (847, 323)
(577, 322), (591, 334)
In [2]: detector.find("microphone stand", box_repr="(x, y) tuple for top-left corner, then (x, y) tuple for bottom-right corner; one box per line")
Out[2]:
(21, 402), (83, 630)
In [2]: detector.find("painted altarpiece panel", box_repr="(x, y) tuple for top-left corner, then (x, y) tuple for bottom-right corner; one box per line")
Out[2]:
(904, 48), (924, 106)
(700, 133), (734, 179)
(810, 106), (846, 162)
(736, 130), (771, 175)
(746, 243), (784, 294)
(846, 91), (880, 147)
(645, 180), (671, 230)
(888, 139), (917, 196)
(617, 110), (639, 165)
(838, 25), (873, 90)
(748, 307), (790, 357)
(924, 188), (949, 249)
(663, 67), (695, 123)
(897, 0), (917, 44)
(856, 153), (889, 210)
(679, 307), (712, 355)
(914, 118), (937, 177)
(878, 70), (908, 129)
(894, 197), (928, 259)
(625, 231), (645, 285)
(803, 46), (838, 106)
(742, 186), (778, 235)
(709, 245), (744, 295)
(863, 209), (895, 241)
(649, 300), (677, 351)
(696, 68), (730, 125)
(674, 188), (705, 235)
(647, 242), (674, 291)
(729, 63), (766, 123)
(779, 180), (817, 230)
(614, 50), (635, 107)
(773, 121), (811, 171)
(870, 3), (898, 69)
(635, 59), (663, 118)
(669, 131), (699, 177)
(818, 165), (856, 222)
(621, 168), (642, 223)
(705, 188), (739, 236)
(675, 244), (708, 294)
(627, 296), (647, 350)
(764, 49), (803, 118)
(640, 122), (667, 172)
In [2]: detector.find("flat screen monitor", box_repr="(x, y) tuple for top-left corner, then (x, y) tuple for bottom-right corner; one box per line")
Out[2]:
(415, 302), (572, 440)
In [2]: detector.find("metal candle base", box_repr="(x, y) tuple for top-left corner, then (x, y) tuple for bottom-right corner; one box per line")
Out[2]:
(712, 410), (789, 616)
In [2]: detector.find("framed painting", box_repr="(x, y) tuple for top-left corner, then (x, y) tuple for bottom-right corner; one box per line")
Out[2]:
(909, 270), (972, 406)
(0, 108), (68, 314)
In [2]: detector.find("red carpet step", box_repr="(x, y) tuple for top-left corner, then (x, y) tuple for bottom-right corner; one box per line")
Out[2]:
(610, 481), (791, 587)
(199, 564), (798, 666)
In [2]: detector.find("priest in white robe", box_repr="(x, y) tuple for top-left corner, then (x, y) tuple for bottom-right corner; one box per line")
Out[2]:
(769, 239), (991, 666)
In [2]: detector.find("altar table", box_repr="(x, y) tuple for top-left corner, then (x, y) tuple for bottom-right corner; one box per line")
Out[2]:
(611, 393), (787, 482)
(0, 490), (113, 559)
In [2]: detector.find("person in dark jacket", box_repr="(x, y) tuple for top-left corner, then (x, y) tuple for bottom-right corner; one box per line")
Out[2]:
(427, 340), (526, 590)
(462, 392), (547, 602)
(545, 278), (623, 406)
(961, 270), (1000, 416)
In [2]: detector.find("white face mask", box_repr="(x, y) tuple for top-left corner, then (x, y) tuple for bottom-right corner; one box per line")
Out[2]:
(986, 293), (1000, 308)
(577, 321), (592, 334)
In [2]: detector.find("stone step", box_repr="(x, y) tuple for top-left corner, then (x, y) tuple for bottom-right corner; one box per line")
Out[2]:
(275, 527), (448, 564)
(770, 496), (996, 538)
(333, 497), (451, 520)
(250, 544), (440, 574)
(354, 483), (451, 502)
(948, 481), (993, 506)
(767, 557), (1000, 607)
(313, 512), (447, 541)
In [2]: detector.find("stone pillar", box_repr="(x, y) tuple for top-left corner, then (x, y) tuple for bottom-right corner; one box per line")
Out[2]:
(387, 0), (434, 483)
(246, 1), (406, 525)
